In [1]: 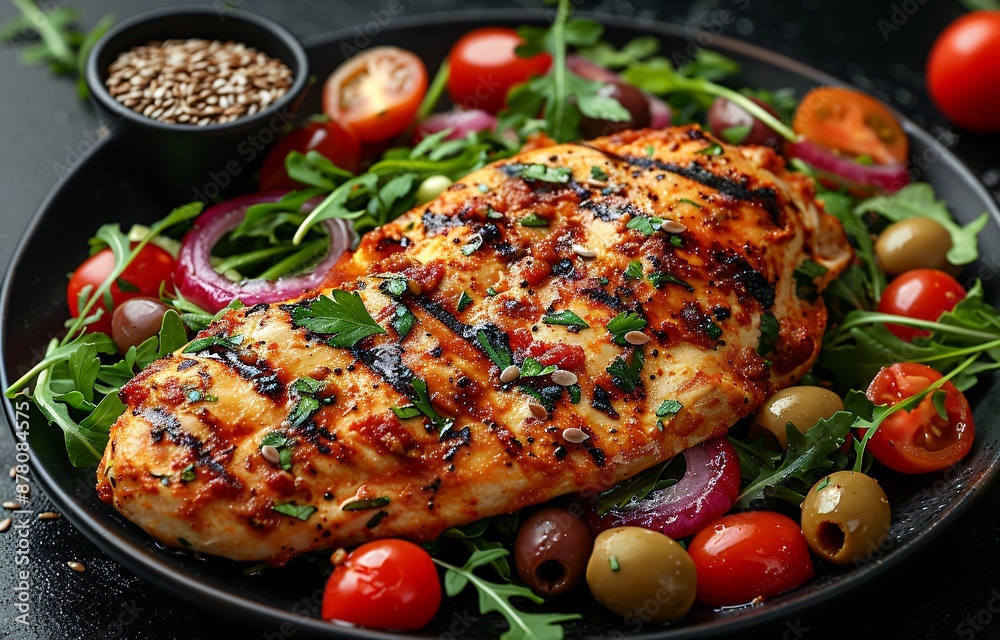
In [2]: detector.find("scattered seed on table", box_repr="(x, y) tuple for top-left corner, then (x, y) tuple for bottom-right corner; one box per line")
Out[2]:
(106, 38), (293, 125)
(0, 518), (10, 533)
(38, 511), (61, 520)
(2, 501), (20, 510)
(67, 561), (86, 573)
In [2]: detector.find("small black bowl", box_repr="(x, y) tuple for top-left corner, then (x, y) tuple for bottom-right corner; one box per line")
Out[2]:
(85, 6), (310, 204)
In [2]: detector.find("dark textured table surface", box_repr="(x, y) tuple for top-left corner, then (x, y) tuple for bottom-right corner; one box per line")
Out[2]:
(1, 1), (999, 639)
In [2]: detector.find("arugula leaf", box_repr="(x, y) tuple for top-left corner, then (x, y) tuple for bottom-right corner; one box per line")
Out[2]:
(734, 412), (853, 509)
(392, 405), (423, 420)
(477, 329), (514, 369)
(407, 377), (455, 435)
(542, 310), (589, 330)
(183, 333), (244, 354)
(594, 458), (680, 516)
(607, 347), (644, 393)
(519, 357), (557, 379)
(290, 290), (386, 348)
(434, 549), (580, 640)
(720, 124), (751, 144)
(855, 183), (988, 265)
(606, 311), (647, 344)
(342, 496), (391, 511)
(272, 502), (317, 520)
(793, 260), (829, 303)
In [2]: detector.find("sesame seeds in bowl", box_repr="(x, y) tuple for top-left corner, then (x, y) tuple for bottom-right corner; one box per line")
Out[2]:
(106, 38), (294, 127)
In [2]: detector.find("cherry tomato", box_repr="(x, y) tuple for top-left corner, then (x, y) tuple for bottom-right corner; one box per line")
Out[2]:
(877, 269), (966, 341)
(793, 86), (908, 165)
(321, 539), (441, 631)
(258, 119), (361, 190)
(863, 363), (975, 474)
(322, 47), (427, 143)
(687, 511), (814, 607)
(927, 11), (1000, 134)
(67, 243), (176, 335)
(447, 27), (551, 114)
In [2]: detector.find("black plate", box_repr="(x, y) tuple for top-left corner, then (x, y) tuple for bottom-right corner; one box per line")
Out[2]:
(3, 9), (999, 640)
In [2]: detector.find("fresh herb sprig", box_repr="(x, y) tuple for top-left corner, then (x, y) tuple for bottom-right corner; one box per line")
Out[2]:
(290, 290), (386, 348)
(2, 0), (114, 99)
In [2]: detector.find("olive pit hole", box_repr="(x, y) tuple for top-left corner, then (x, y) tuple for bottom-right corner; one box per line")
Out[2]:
(534, 560), (568, 592)
(815, 521), (846, 555)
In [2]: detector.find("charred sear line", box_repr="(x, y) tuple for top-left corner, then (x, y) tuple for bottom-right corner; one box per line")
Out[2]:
(244, 303), (269, 316)
(209, 347), (283, 397)
(421, 209), (463, 235)
(141, 407), (188, 445)
(350, 342), (416, 395)
(591, 385), (619, 418)
(442, 426), (471, 461)
(583, 284), (627, 312)
(582, 198), (647, 222)
(714, 251), (776, 308)
(410, 296), (514, 366)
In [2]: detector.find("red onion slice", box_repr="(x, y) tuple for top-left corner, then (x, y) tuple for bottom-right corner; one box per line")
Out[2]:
(416, 109), (497, 141)
(586, 437), (742, 539)
(785, 139), (910, 194)
(647, 94), (672, 129)
(174, 191), (351, 313)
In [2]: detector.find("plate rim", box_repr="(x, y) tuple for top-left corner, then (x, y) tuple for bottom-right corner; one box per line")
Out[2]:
(2, 7), (999, 639)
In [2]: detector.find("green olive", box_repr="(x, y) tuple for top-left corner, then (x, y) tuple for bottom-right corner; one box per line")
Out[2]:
(749, 386), (844, 451)
(586, 526), (696, 623)
(875, 217), (955, 277)
(800, 471), (891, 565)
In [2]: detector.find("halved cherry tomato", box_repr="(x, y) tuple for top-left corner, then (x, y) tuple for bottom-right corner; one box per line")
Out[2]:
(447, 27), (551, 114)
(321, 539), (441, 631)
(793, 87), (908, 165)
(322, 47), (427, 143)
(258, 119), (361, 190)
(877, 269), (966, 341)
(687, 511), (814, 607)
(927, 11), (1000, 134)
(67, 243), (176, 335)
(863, 362), (975, 474)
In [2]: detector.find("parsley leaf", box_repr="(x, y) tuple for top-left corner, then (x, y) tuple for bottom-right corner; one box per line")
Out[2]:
(624, 260), (644, 279)
(391, 304), (417, 340)
(655, 399), (682, 417)
(457, 291), (473, 312)
(626, 214), (664, 237)
(477, 329), (513, 369)
(606, 311), (647, 345)
(607, 347), (644, 393)
(543, 310), (589, 330)
(590, 165), (609, 181)
(379, 276), (408, 297)
(520, 213), (550, 227)
(758, 312), (779, 356)
(408, 377), (455, 435)
(506, 163), (572, 183)
(648, 271), (694, 292)
(290, 290), (386, 348)
(519, 357), (557, 379)
(182, 333), (244, 354)
(272, 502), (317, 520)
(261, 432), (294, 471)
(462, 234), (483, 255)
(697, 142), (724, 156)
(342, 497), (390, 511)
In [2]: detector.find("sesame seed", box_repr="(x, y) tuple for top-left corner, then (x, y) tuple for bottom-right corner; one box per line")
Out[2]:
(260, 445), (281, 465)
(2, 501), (20, 510)
(551, 369), (578, 386)
(562, 427), (589, 444)
(572, 244), (597, 260)
(528, 402), (548, 420)
(625, 331), (651, 346)
(0, 518), (10, 533)
(67, 561), (86, 573)
(661, 220), (687, 234)
(499, 365), (521, 384)
(38, 511), (61, 520)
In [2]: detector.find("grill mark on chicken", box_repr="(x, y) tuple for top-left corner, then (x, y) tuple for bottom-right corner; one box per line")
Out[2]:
(575, 143), (782, 222)
(203, 346), (283, 398)
(714, 251), (776, 309)
(409, 295), (515, 369)
(350, 342), (414, 395)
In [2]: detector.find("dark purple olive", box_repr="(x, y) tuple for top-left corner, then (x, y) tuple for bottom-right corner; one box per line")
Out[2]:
(514, 507), (592, 596)
(706, 96), (781, 147)
(579, 80), (651, 138)
(112, 296), (171, 352)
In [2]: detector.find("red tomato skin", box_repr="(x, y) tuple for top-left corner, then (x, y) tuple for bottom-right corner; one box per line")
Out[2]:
(67, 244), (176, 335)
(322, 47), (428, 143)
(688, 511), (814, 607)
(321, 540), (441, 631)
(258, 120), (361, 191)
(447, 28), (551, 114)
(863, 362), (975, 474)
(877, 269), (966, 341)
(927, 11), (1000, 134)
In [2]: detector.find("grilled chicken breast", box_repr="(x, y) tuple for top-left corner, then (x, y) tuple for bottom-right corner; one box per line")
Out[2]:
(97, 126), (851, 563)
